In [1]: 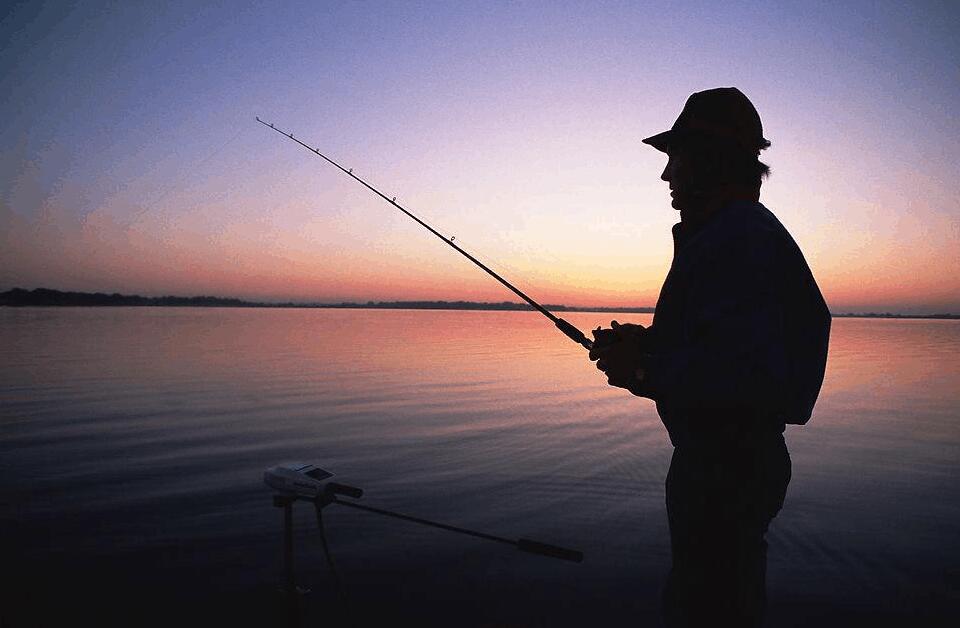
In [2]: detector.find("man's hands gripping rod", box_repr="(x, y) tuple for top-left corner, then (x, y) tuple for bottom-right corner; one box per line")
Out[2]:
(589, 321), (652, 395)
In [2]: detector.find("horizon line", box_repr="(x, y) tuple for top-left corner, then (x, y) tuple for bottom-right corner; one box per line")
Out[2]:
(1, 287), (958, 320)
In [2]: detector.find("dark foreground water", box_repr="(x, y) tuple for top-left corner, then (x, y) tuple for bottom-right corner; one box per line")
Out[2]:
(1, 308), (958, 627)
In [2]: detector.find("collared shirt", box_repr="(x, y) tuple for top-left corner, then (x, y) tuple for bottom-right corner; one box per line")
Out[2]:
(640, 200), (830, 446)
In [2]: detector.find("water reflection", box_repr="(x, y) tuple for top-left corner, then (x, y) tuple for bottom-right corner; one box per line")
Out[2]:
(0, 309), (958, 626)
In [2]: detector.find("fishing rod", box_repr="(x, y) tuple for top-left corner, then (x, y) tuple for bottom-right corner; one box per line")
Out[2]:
(255, 116), (593, 351)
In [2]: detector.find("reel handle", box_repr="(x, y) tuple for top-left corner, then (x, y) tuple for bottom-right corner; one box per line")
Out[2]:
(590, 326), (620, 350)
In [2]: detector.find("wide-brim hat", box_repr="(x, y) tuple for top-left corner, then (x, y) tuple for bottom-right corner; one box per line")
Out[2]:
(642, 87), (769, 155)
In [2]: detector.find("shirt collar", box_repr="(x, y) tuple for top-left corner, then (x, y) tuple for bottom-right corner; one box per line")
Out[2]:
(671, 199), (758, 251)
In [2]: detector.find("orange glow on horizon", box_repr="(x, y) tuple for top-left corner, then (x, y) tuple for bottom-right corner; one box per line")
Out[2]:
(3, 176), (958, 314)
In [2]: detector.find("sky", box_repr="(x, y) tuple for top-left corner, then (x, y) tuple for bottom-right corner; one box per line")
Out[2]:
(1, 0), (958, 314)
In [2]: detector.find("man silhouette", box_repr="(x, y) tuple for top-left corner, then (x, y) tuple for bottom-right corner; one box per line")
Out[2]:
(590, 88), (830, 627)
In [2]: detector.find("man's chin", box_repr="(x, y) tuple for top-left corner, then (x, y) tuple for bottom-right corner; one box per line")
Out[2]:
(671, 192), (707, 212)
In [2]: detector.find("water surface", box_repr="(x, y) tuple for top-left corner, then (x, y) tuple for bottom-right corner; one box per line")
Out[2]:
(1, 308), (958, 626)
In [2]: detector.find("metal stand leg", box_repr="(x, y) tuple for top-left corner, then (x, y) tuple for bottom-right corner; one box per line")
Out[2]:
(283, 495), (297, 593)
(274, 494), (311, 595)
(273, 494), (311, 628)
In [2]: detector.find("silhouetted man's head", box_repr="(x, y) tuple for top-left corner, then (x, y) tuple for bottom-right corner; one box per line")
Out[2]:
(643, 88), (771, 214)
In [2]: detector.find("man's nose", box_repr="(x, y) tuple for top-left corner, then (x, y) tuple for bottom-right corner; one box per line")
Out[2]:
(660, 156), (674, 182)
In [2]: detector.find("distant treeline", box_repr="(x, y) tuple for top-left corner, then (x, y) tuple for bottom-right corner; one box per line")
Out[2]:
(320, 300), (657, 314)
(0, 288), (654, 313)
(830, 312), (959, 320)
(0, 288), (255, 308)
(1, 288), (956, 319)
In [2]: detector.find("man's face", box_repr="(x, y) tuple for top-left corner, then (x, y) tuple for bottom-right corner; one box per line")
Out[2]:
(660, 148), (702, 212)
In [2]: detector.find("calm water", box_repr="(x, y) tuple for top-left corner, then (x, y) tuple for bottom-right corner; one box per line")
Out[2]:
(1, 308), (958, 626)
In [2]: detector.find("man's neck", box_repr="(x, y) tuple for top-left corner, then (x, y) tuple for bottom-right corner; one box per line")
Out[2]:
(679, 185), (759, 225)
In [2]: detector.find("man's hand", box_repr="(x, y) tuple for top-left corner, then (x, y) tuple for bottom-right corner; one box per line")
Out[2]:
(589, 321), (649, 392)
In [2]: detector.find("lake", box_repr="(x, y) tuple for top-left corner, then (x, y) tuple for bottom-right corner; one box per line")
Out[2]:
(1, 308), (958, 626)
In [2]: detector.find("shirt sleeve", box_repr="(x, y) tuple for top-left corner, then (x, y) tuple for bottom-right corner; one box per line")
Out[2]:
(639, 232), (792, 413)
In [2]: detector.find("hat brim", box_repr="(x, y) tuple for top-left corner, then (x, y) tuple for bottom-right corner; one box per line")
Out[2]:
(641, 130), (673, 153)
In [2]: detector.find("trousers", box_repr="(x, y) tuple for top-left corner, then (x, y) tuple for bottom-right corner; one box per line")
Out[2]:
(662, 432), (791, 628)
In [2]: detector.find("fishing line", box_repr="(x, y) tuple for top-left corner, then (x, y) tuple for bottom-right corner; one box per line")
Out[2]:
(131, 126), (246, 223)
(256, 116), (593, 351)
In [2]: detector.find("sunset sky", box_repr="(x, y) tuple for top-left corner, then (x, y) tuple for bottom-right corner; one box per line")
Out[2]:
(2, 1), (958, 314)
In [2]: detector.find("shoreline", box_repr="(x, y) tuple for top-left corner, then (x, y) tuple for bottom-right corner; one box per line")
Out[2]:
(1, 288), (956, 320)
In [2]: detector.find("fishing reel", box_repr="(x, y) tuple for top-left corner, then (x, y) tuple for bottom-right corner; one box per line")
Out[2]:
(590, 321), (649, 351)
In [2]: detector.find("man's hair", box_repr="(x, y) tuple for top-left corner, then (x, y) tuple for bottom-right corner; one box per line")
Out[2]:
(680, 132), (771, 189)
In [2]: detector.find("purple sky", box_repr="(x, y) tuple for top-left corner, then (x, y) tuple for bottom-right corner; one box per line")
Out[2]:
(2, 1), (958, 312)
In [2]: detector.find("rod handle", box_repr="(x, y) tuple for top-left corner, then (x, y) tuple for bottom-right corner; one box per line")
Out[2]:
(517, 538), (583, 563)
(554, 318), (592, 350)
(326, 482), (364, 499)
